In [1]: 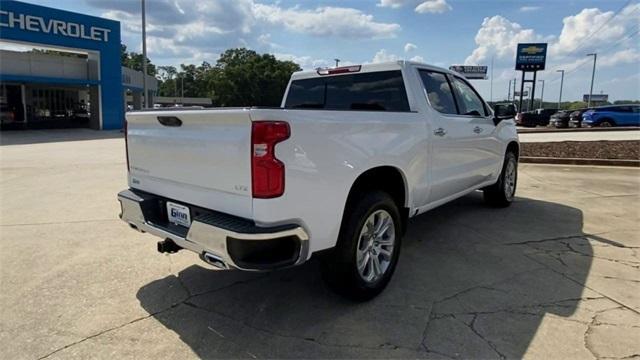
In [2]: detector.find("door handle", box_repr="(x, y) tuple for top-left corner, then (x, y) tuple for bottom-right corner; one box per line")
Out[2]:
(433, 128), (447, 137)
(473, 126), (483, 134)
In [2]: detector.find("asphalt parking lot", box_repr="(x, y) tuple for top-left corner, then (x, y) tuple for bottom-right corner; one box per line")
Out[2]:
(1, 129), (639, 359)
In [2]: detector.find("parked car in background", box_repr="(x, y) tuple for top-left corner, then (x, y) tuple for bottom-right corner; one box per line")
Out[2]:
(1, 103), (16, 125)
(582, 105), (640, 127)
(515, 108), (556, 127)
(568, 108), (590, 128)
(550, 110), (571, 128)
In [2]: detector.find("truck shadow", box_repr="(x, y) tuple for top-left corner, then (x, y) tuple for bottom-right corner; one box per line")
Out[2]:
(136, 193), (593, 359)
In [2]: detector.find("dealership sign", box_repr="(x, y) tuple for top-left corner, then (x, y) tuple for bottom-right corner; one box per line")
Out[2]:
(583, 94), (608, 102)
(0, 1), (122, 130)
(449, 65), (488, 79)
(0, 10), (111, 42)
(515, 43), (547, 71)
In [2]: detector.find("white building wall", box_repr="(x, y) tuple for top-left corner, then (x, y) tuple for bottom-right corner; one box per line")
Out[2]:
(0, 50), (92, 80)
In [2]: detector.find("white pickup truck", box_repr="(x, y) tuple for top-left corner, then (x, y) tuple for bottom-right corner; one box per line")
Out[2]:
(118, 61), (518, 300)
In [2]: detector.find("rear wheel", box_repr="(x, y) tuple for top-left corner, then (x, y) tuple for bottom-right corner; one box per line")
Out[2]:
(484, 152), (518, 207)
(321, 191), (402, 301)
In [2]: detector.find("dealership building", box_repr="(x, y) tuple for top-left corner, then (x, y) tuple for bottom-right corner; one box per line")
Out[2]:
(0, 0), (156, 130)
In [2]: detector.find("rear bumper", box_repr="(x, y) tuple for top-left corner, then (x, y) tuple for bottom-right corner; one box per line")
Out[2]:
(117, 189), (309, 271)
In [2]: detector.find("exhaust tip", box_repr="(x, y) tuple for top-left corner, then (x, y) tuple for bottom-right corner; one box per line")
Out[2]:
(202, 252), (228, 269)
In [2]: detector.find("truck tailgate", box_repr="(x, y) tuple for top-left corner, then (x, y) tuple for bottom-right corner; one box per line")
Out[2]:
(126, 109), (253, 218)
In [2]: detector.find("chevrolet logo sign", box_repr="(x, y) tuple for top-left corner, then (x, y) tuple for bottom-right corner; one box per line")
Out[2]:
(521, 46), (544, 55)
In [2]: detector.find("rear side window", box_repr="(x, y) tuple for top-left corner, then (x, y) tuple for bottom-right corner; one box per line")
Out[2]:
(419, 70), (458, 115)
(285, 71), (410, 112)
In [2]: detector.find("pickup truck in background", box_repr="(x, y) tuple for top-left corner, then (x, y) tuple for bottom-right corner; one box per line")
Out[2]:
(118, 61), (519, 300)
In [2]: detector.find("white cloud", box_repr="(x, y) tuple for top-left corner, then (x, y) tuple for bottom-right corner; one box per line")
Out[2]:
(596, 48), (640, 67)
(415, 0), (452, 14)
(94, 0), (401, 65)
(377, 0), (407, 9)
(404, 43), (418, 53)
(551, 4), (639, 57)
(253, 4), (400, 38)
(274, 53), (335, 70)
(519, 6), (541, 12)
(464, 15), (543, 65)
(371, 49), (425, 63)
(465, 3), (640, 66)
(465, 3), (640, 103)
(378, 0), (452, 14)
(372, 49), (400, 63)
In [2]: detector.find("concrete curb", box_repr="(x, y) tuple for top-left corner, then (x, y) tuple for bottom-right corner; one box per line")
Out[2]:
(518, 127), (640, 134)
(520, 156), (640, 167)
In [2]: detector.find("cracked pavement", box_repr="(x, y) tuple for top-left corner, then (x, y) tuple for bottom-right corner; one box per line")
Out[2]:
(1, 130), (639, 359)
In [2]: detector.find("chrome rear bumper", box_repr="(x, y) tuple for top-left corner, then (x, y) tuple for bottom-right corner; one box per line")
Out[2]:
(118, 189), (309, 271)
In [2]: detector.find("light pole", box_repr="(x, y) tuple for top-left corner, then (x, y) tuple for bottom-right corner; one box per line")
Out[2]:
(586, 53), (597, 108)
(538, 79), (545, 109)
(334, 58), (340, 67)
(556, 70), (565, 110)
(141, 0), (148, 108)
(526, 86), (532, 111)
(508, 79), (512, 102)
(490, 56), (494, 102)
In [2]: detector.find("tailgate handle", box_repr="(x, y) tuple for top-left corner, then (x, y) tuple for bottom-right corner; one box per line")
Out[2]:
(157, 116), (182, 127)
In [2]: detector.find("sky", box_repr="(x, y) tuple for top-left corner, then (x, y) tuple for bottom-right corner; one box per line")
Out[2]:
(21, 0), (640, 102)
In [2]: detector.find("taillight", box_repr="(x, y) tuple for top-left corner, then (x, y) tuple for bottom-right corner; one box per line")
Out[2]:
(124, 120), (130, 172)
(251, 121), (290, 198)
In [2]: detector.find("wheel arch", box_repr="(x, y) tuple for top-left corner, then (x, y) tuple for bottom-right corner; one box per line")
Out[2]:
(343, 165), (410, 233)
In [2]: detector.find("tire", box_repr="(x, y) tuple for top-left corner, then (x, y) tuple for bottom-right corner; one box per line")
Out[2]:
(484, 152), (518, 207)
(321, 191), (402, 301)
(599, 119), (615, 127)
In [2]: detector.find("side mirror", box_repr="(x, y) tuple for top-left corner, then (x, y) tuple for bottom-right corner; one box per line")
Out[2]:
(493, 104), (517, 125)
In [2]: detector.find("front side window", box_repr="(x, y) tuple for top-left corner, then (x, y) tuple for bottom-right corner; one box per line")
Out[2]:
(419, 70), (458, 115)
(450, 76), (487, 116)
(284, 71), (410, 112)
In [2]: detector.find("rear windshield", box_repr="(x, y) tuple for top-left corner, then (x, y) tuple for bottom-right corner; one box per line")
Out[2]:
(284, 70), (410, 112)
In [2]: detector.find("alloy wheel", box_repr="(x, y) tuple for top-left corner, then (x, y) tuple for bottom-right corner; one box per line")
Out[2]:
(356, 210), (395, 283)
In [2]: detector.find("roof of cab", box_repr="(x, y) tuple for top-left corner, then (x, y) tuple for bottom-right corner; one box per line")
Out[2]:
(289, 60), (456, 81)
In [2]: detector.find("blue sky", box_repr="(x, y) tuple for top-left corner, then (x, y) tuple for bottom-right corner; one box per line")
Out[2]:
(24, 0), (640, 102)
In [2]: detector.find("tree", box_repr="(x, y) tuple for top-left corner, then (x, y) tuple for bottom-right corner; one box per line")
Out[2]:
(148, 48), (301, 104)
(120, 44), (156, 76)
(208, 48), (301, 106)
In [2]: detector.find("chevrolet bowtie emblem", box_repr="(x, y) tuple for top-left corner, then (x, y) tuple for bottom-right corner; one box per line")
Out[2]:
(521, 46), (544, 55)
